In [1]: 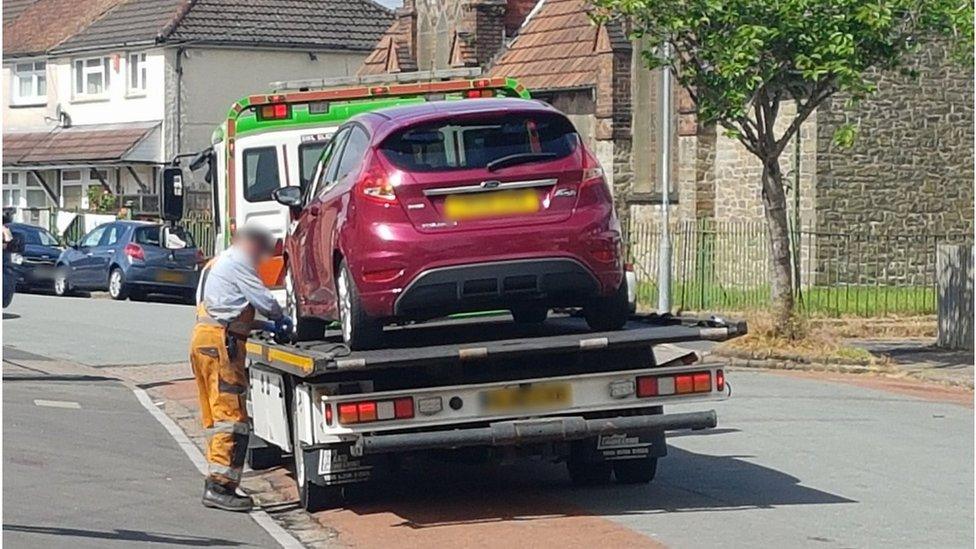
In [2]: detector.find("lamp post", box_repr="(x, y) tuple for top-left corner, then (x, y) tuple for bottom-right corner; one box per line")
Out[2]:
(657, 43), (673, 315)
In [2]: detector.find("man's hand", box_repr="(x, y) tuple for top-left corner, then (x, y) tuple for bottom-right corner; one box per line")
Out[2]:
(273, 316), (294, 343)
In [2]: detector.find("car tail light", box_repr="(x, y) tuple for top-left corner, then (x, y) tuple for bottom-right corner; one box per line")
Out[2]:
(124, 243), (144, 261)
(465, 89), (494, 98)
(195, 249), (205, 264)
(636, 371), (713, 397)
(357, 161), (399, 205)
(324, 403), (334, 426)
(716, 369), (725, 392)
(337, 397), (415, 424)
(575, 149), (611, 208)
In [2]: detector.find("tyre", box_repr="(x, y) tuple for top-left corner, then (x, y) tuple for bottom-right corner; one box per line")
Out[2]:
(511, 304), (548, 324)
(285, 266), (326, 342)
(612, 456), (658, 484)
(53, 267), (74, 297)
(291, 393), (341, 511)
(583, 279), (630, 332)
(336, 260), (383, 350)
(108, 268), (130, 300)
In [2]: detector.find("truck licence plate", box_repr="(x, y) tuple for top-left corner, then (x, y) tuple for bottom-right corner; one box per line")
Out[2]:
(482, 382), (571, 412)
(444, 189), (539, 220)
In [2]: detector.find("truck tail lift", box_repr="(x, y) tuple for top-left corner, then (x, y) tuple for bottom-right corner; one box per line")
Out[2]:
(244, 313), (746, 511)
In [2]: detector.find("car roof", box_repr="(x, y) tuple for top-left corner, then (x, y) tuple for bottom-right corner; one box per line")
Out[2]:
(8, 222), (49, 232)
(350, 98), (562, 143)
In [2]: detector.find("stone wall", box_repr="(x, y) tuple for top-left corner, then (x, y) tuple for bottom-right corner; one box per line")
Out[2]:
(815, 40), (974, 236)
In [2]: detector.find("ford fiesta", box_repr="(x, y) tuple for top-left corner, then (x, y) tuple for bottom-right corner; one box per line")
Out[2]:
(275, 99), (629, 349)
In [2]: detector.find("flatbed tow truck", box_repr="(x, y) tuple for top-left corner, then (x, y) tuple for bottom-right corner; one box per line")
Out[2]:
(242, 312), (745, 510)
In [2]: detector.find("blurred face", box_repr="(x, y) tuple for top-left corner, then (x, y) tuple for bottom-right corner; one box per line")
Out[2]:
(233, 235), (271, 264)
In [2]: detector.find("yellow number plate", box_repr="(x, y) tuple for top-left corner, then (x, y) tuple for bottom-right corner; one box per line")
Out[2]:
(444, 189), (539, 220)
(483, 382), (572, 412)
(156, 270), (186, 283)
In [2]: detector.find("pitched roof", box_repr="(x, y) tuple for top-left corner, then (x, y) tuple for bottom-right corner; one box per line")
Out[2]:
(167, 0), (393, 51)
(488, 0), (608, 91)
(52, 0), (189, 53)
(3, 0), (125, 56)
(3, 122), (160, 166)
(358, 16), (417, 75)
(7, 0), (393, 57)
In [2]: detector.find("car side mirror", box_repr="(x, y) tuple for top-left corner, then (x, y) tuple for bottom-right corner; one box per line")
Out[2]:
(272, 186), (303, 208)
(160, 166), (185, 222)
(161, 225), (189, 250)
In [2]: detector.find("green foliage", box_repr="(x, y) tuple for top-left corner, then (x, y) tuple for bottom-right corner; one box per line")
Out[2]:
(832, 123), (858, 148)
(592, 0), (973, 156)
(87, 186), (118, 213)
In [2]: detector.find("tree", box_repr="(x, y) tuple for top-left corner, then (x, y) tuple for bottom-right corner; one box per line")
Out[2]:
(592, 0), (972, 335)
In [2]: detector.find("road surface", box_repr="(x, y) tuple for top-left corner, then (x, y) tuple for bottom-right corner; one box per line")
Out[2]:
(2, 356), (276, 548)
(4, 293), (973, 548)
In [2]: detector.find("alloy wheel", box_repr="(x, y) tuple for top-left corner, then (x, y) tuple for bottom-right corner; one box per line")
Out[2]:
(285, 270), (299, 338)
(337, 270), (352, 344)
(109, 270), (123, 298)
(54, 271), (67, 296)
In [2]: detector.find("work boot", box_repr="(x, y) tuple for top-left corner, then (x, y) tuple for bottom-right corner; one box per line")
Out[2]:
(202, 479), (253, 512)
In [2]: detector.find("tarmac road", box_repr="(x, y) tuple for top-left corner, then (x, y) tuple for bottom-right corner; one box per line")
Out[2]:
(2, 361), (276, 548)
(3, 293), (974, 548)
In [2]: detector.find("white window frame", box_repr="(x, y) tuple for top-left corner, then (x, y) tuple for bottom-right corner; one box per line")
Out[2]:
(73, 56), (112, 100)
(10, 60), (47, 106)
(3, 172), (23, 208)
(60, 169), (110, 210)
(127, 52), (148, 96)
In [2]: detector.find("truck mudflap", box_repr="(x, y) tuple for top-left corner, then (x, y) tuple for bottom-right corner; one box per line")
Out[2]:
(358, 410), (716, 455)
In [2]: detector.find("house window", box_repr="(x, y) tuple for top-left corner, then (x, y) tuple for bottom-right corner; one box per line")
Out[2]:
(61, 169), (107, 210)
(128, 53), (147, 94)
(73, 57), (111, 97)
(24, 173), (48, 208)
(3, 172), (22, 208)
(11, 61), (46, 105)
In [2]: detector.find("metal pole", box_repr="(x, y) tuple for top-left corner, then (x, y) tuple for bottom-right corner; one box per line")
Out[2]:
(657, 43), (673, 314)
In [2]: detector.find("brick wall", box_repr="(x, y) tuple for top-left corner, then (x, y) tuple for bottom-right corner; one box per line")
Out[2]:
(815, 40), (974, 236)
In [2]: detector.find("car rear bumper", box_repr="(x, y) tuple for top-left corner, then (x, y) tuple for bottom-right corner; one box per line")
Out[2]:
(393, 258), (600, 317)
(126, 265), (200, 291)
(347, 205), (623, 318)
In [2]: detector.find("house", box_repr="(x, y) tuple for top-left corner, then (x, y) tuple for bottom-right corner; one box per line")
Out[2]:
(358, 0), (974, 242)
(2, 0), (392, 228)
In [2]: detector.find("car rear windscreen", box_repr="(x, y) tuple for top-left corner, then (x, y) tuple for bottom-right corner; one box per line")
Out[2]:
(135, 226), (196, 248)
(380, 112), (579, 172)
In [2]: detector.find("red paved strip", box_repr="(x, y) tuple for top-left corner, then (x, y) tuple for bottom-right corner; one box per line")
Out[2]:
(768, 369), (973, 408)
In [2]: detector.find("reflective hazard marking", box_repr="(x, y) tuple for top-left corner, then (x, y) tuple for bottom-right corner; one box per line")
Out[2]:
(267, 348), (314, 372)
(33, 399), (81, 409)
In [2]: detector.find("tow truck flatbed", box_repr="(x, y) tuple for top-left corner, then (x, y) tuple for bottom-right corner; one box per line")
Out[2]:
(246, 313), (746, 378)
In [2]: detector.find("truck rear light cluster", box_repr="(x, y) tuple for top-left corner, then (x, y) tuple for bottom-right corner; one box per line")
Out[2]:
(636, 370), (718, 397)
(335, 397), (415, 425)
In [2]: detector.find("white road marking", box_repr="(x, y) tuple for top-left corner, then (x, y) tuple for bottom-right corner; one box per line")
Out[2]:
(131, 387), (303, 549)
(33, 399), (81, 409)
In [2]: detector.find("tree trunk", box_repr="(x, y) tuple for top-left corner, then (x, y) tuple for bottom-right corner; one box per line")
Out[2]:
(760, 155), (798, 336)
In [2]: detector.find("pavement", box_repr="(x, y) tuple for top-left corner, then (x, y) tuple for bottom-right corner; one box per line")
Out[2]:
(849, 338), (974, 387)
(4, 293), (975, 548)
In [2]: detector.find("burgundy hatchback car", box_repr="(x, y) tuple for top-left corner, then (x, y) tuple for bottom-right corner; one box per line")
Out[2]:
(275, 99), (629, 349)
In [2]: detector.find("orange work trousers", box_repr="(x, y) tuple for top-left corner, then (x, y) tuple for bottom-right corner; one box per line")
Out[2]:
(189, 304), (253, 488)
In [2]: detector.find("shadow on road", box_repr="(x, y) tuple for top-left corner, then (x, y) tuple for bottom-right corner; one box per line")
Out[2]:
(2, 524), (248, 546)
(305, 446), (854, 529)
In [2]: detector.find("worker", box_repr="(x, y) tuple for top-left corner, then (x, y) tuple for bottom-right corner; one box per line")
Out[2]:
(190, 224), (292, 512)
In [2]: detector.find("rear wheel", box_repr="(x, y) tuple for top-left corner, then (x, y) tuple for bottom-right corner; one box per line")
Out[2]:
(108, 268), (130, 300)
(511, 304), (548, 324)
(285, 266), (327, 342)
(291, 393), (340, 511)
(336, 260), (383, 351)
(583, 279), (630, 332)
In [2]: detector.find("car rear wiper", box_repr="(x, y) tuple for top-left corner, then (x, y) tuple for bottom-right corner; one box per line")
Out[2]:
(486, 152), (558, 172)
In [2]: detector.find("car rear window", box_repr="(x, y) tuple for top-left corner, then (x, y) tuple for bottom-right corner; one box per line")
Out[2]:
(380, 112), (579, 172)
(134, 226), (195, 248)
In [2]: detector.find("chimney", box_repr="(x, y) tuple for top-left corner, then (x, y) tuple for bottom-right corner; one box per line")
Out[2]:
(459, 0), (508, 67)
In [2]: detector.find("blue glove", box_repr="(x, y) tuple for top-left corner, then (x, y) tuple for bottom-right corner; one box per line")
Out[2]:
(274, 316), (294, 342)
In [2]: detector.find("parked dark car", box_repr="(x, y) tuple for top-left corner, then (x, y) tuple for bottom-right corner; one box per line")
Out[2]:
(7, 222), (63, 290)
(54, 221), (203, 302)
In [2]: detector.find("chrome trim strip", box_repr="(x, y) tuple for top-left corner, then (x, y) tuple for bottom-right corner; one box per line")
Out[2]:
(423, 178), (558, 197)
